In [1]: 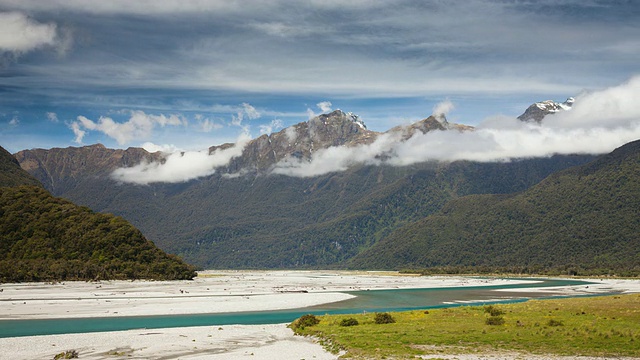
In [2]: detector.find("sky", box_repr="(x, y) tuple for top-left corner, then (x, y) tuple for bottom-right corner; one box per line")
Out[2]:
(1, 1), (639, 168)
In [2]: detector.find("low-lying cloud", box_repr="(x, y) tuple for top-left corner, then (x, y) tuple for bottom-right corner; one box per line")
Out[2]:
(273, 76), (640, 177)
(111, 134), (251, 185)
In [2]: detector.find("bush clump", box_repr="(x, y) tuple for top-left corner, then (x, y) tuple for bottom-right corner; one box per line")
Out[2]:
(547, 319), (564, 327)
(53, 350), (79, 359)
(291, 314), (320, 330)
(340, 317), (359, 327)
(374, 312), (396, 324)
(484, 305), (505, 316)
(485, 315), (505, 325)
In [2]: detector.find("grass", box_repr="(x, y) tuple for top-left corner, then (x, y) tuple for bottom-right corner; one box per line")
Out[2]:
(291, 293), (640, 359)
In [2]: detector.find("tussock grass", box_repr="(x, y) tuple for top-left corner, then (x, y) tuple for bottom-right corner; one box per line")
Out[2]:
(292, 294), (640, 359)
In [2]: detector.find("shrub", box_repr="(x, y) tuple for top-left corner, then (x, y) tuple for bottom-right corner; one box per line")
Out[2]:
(340, 317), (359, 327)
(53, 350), (79, 359)
(292, 314), (320, 330)
(374, 312), (396, 324)
(485, 316), (505, 325)
(547, 319), (564, 327)
(484, 305), (505, 316)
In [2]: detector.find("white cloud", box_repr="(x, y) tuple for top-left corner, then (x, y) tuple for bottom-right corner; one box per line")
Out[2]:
(432, 99), (454, 122)
(231, 103), (260, 131)
(111, 134), (251, 184)
(195, 114), (223, 132)
(259, 119), (284, 135)
(307, 101), (333, 120)
(272, 76), (640, 177)
(317, 101), (333, 113)
(140, 142), (181, 153)
(70, 121), (85, 143)
(71, 111), (186, 145)
(46, 112), (58, 122)
(547, 76), (640, 130)
(9, 116), (19, 126)
(284, 126), (298, 143)
(0, 12), (58, 53)
(272, 132), (399, 177)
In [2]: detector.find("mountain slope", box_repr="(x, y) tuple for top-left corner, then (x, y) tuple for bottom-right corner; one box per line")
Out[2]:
(0, 146), (42, 188)
(0, 145), (196, 282)
(0, 186), (197, 282)
(350, 140), (640, 275)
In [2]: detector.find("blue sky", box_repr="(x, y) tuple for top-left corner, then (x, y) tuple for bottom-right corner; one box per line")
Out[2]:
(1, 0), (639, 153)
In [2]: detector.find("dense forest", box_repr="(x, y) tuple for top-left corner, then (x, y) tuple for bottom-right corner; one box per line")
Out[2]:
(0, 186), (196, 282)
(350, 140), (640, 276)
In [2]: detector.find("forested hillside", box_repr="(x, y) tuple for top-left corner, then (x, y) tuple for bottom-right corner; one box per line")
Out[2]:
(0, 146), (41, 188)
(0, 146), (196, 282)
(350, 140), (640, 276)
(0, 186), (197, 282)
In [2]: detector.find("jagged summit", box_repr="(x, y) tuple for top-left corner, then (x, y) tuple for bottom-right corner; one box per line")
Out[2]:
(224, 110), (376, 172)
(386, 115), (473, 140)
(316, 110), (366, 129)
(518, 97), (574, 122)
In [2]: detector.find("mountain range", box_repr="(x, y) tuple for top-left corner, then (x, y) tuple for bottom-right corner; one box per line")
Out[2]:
(14, 103), (630, 273)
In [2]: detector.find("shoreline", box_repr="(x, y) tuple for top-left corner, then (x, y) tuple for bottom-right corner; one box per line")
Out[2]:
(1, 271), (639, 360)
(0, 270), (543, 320)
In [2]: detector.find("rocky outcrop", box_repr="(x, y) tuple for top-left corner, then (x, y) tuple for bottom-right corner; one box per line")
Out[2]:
(387, 115), (473, 140)
(14, 144), (161, 192)
(224, 110), (377, 173)
(517, 98), (574, 123)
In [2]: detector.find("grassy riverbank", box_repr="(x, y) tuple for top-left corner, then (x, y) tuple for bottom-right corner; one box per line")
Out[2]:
(292, 293), (640, 359)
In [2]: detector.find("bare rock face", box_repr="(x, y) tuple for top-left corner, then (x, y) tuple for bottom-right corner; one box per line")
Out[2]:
(225, 110), (377, 173)
(518, 97), (574, 123)
(386, 115), (473, 140)
(14, 144), (162, 191)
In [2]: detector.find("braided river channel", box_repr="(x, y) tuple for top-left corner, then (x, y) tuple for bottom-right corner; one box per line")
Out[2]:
(0, 277), (608, 338)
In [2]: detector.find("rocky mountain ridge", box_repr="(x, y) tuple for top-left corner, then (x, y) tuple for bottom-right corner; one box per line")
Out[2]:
(517, 97), (574, 122)
(16, 109), (472, 182)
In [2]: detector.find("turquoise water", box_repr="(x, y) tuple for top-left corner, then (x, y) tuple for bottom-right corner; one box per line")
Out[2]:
(0, 278), (599, 338)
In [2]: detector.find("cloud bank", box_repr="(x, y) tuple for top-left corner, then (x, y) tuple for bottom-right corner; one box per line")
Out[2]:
(111, 134), (251, 185)
(272, 76), (640, 177)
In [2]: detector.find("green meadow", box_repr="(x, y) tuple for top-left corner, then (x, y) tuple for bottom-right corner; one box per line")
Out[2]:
(292, 293), (640, 359)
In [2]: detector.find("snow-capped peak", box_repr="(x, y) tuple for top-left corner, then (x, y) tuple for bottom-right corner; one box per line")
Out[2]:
(518, 97), (574, 122)
(346, 111), (367, 129)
